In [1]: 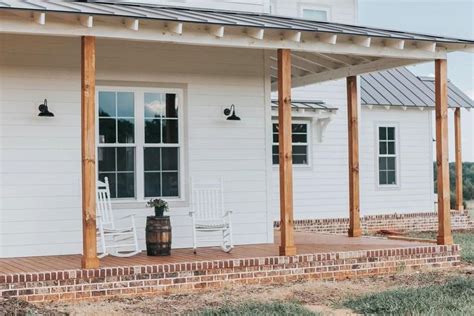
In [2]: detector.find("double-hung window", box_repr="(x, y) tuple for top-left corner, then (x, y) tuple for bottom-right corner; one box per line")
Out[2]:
(272, 122), (309, 165)
(97, 88), (182, 200)
(377, 125), (398, 186)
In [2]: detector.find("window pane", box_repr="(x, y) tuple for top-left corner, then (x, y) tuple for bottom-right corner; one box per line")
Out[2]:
(379, 141), (387, 155)
(99, 92), (116, 118)
(387, 171), (396, 185)
(379, 157), (387, 170)
(387, 157), (396, 170)
(99, 173), (117, 198)
(387, 141), (396, 155)
(162, 119), (179, 143)
(162, 172), (179, 197)
(379, 127), (387, 140)
(293, 155), (307, 164)
(144, 147), (161, 171)
(292, 133), (307, 143)
(272, 145), (279, 154)
(273, 133), (279, 143)
(162, 147), (178, 171)
(145, 172), (161, 197)
(272, 124), (279, 133)
(164, 94), (178, 118)
(117, 92), (134, 117)
(118, 118), (135, 143)
(99, 118), (116, 143)
(145, 93), (165, 118)
(98, 147), (115, 172)
(293, 145), (307, 155)
(292, 124), (307, 133)
(117, 172), (135, 198)
(117, 147), (134, 172)
(145, 119), (161, 143)
(379, 171), (387, 185)
(302, 9), (327, 21)
(387, 127), (395, 140)
(272, 155), (279, 164)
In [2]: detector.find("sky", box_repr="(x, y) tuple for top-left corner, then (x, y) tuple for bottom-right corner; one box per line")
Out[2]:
(359, 0), (474, 161)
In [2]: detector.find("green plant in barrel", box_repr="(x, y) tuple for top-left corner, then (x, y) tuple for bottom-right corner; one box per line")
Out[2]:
(147, 198), (169, 217)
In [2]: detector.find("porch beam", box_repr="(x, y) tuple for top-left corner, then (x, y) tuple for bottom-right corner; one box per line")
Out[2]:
(346, 76), (362, 237)
(81, 36), (100, 269)
(454, 108), (464, 211)
(278, 48), (296, 257)
(435, 59), (453, 245)
(79, 15), (93, 28)
(0, 16), (449, 60)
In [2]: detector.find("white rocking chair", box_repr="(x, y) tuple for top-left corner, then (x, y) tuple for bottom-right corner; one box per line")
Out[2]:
(96, 178), (140, 258)
(189, 178), (234, 254)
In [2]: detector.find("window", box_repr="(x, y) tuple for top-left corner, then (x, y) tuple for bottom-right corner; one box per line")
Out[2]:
(302, 8), (329, 21)
(377, 126), (397, 186)
(97, 88), (182, 199)
(272, 122), (309, 165)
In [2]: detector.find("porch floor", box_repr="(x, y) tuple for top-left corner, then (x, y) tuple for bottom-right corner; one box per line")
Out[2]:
(0, 232), (429, 275)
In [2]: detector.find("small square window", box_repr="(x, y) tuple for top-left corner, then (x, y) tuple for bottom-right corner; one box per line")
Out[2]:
(272, 122), (310, 166)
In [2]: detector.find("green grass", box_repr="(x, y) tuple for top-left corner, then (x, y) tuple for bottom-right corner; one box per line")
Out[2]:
(342, 277), (474, 315)
(408, 230), (474, 264)
(192, 301), (318, 316)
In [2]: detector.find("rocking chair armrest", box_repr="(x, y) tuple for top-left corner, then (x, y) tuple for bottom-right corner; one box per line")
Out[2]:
(117, 214), (136, 220)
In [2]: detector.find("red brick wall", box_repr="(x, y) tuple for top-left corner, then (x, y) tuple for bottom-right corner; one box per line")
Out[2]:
(275, 211), (473, 234)
(0, 245), (460, 302)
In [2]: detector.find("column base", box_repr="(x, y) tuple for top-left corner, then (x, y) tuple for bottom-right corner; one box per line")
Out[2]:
(348, 228), (362, 237)
(81, 256), (100, 269)
(437, 235), (454, 245)
(279, 246), (296, 256)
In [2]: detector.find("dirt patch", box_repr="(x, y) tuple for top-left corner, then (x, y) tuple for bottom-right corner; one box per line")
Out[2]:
(2, 265), (472, 315)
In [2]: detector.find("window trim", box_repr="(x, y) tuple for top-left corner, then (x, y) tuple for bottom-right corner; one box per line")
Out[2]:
(298, 4), (331, 21)
(375, 122), (400, 189)
(272, 120), (312, 168)
(96, 85), (185, 202)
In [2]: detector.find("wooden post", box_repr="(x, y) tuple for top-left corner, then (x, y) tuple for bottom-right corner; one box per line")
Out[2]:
(454, 108), (464, 211)
(435, 59), (453, 245)
(278, 49), (296, 256)
(81, 36), (100, 269)
(346, 76), (362, 237)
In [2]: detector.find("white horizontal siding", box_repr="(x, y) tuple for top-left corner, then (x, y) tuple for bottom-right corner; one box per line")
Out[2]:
(0, 34), (270, 258)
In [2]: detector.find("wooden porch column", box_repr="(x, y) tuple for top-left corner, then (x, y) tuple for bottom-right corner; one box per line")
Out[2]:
(278, 49), (296, 256)
(454, 108), (464, 211)
(81, 36), (100, 269)
(346, 76), (362, 237)
(435, 59), (453, 245)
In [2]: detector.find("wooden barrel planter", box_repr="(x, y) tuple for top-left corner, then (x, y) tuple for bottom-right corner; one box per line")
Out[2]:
(146, 216), (172, 256)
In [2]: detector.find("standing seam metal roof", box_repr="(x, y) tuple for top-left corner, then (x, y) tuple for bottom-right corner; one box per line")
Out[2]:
(0, 0), (473, 45)
(360, 68), (474, 108)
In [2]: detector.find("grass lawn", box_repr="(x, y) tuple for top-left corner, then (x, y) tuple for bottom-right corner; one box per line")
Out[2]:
(408, 230), (474, 263)
(194, 301), (318, 316)
(341, 277), (474, 315)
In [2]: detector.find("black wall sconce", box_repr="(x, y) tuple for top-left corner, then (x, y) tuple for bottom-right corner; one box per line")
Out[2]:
(38, 99), (54, 117)
(223, 104), (241, 121)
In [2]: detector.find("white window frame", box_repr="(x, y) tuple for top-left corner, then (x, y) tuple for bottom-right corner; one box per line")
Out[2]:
(272, 120), (311, 168)
(96, 86), (185, 202)
(376, 122), (400, 189)
(299, 4), (331, 21)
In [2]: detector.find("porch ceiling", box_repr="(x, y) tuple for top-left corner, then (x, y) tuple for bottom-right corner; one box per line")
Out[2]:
(1, 0), (473, 89)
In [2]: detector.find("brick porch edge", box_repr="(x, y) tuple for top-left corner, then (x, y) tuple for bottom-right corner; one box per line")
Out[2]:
(0, 244), (460, 302)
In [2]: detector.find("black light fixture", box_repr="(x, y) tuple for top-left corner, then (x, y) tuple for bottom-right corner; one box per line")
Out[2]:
(223, 104), (241, 121)
(38, 99), (54, 117)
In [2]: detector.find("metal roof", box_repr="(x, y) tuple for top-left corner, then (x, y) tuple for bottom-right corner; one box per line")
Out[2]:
(271, 100), (337, 111)
(360, 67), (474, 108)
(0, 0), (473, 46)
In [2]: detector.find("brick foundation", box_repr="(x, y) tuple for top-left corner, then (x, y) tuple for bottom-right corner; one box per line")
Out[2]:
(0, 244), (460, 302)
(275, 211), (473, 234)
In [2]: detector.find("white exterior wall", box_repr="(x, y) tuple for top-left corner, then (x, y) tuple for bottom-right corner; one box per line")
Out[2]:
(118, 0), (268, 12)
(360, 107), (435, 215)
(271, 0), (357, 220)
(0, 34), (272, 258)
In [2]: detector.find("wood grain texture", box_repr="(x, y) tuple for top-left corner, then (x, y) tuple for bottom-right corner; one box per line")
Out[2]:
(277, 49), (296, 256)
(435, 59), (453, 245)
(81, 36), (100, 269)
(454, 108), (463, 211)
(346, 76), (362, 237)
